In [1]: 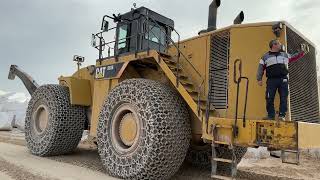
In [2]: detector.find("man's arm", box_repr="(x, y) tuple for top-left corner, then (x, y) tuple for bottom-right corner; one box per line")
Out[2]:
(288, 51), (305, 63)
(288, 43), (309, 63)
(257, 59), (265, 86)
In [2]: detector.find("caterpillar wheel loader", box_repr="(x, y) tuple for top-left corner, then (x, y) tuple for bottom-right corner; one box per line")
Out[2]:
(9, 0), (320, 179)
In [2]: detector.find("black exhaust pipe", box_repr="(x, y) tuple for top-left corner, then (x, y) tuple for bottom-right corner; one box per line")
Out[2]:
(207, 0), (221, 31)
(234, 11), (244, 24)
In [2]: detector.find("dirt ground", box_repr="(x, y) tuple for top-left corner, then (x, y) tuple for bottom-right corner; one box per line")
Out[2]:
(0, 129), (319, 180)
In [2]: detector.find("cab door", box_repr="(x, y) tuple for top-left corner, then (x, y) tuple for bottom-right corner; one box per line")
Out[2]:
(115, 22), (131, 55)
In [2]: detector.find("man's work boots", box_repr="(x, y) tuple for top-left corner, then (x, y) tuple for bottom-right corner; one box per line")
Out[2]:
(262, 115), (286, 121)
(278, 115), (286, 121)
(262, 116), (275, 120)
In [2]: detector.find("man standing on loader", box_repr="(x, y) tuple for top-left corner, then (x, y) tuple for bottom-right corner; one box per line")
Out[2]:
(257, 39), (309, 120)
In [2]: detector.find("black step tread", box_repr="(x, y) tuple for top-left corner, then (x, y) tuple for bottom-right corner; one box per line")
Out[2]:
(163, 58), (177, 64)
(159, 52), (172, 59)
(184, 86), (199, 93)
(179, 79), (193, 85)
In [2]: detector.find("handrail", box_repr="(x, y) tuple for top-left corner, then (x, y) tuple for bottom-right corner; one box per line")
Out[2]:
(142, 14), (206, 112)
(95, 14), (204, 83)
(233, 59), (249, 138)
(233, 59), (242, 83)
(93, 12), (206, 115)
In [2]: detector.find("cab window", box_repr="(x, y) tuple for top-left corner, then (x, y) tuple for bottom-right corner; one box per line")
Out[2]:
(145, 24), (166, 45)
(118, 24), (129, 49)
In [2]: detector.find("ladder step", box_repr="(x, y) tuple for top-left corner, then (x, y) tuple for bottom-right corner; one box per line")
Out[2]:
(185, 86), (198, 93)
(167, 64), (180, 69)
(211, 175), (233, 180)
(213, 141), (230, 145)
(169, 66), (182, 71)
(164, 59), (177, 66)
(159, 52), (172, 59)
(163, 58), (177, 64)
(282, 149), (299, 153)
(213, 158), (233, 163)
(180, 79), (193, 86)
(178, 74), (189, 79)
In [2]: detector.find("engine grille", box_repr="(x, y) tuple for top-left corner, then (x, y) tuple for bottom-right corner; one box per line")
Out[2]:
(287, 27), (320, 123)
(209, 31), (230, 109)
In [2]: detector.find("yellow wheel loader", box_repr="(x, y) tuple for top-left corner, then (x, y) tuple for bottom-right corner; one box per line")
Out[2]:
(9, 1), (320, 179)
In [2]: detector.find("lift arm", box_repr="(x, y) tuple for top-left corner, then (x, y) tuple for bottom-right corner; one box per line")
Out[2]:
(8, 65), (39, 96)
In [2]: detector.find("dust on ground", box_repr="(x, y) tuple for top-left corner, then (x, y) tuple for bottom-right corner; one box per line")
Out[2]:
(0, 129), (320, 180)
(0, 157), (53, 180)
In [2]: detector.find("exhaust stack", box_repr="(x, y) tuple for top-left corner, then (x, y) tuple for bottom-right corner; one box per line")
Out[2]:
(207, 0), (221, 31)
(234, 11), (245, 24)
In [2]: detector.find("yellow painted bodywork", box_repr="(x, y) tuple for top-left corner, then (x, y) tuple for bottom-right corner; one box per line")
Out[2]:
(59, 76), (92, 106)
(298, 122), (320, 149)
(168, 35), (210, 98)
(90, 79), (119, 136)
(202, 118), (298, 149)
(58, 21), (320, 150)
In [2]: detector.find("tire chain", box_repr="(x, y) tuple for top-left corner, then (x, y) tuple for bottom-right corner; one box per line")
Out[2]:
(97, 79), (191, 180)
(25, 84), (86, 156)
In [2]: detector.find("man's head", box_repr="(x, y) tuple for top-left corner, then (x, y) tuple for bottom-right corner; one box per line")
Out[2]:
(269, 39), (281, 52)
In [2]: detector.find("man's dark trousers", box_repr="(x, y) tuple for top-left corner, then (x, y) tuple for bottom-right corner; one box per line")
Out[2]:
(266, 77), (288, 118)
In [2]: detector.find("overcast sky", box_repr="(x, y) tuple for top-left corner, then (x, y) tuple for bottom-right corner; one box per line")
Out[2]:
(0, 0), (319, 94)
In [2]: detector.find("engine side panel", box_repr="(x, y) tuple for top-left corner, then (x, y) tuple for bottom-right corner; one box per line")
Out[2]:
(227, 25), (286, 120)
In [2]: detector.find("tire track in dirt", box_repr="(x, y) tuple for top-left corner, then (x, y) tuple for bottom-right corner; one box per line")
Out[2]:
(0, 157), (54, 180)
(1, 130), (319, 180)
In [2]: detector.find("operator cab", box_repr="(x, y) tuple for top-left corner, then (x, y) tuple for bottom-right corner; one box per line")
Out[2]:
(92, 7), (174, 59)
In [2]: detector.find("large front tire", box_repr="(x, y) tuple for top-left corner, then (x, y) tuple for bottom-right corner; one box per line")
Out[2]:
(25, 85), (86, 156)
(97, 79), (191, 179)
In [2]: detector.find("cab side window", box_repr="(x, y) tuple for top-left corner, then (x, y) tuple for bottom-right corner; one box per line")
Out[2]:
(145, 24), (166, 45)
(118, 24), (129, 49)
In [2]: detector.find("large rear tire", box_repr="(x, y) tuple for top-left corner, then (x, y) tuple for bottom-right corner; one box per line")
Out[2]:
(97, 79), (191, 179)
(25, 84), (86, 156)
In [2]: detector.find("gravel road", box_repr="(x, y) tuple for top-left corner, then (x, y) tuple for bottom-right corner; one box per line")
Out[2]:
(0, 129), (319, 180)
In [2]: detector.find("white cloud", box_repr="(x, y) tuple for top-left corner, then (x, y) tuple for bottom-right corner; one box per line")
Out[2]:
(0, 90), (5, 96)
(7, 93), (30, 103)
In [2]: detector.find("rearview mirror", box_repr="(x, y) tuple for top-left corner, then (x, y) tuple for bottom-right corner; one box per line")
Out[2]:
(101, 16), (109, 32)
(91, 34), (97, 47)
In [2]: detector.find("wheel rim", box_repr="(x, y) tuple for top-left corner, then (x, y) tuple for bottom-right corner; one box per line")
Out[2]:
(32, 104), (49, 135)
(111, 103), (141, 155)
(119, 113), (137, 146)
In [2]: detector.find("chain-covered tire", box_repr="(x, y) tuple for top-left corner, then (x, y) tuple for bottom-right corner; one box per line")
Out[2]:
(97, 79), (191, 180)
(25, 84), (86, 156)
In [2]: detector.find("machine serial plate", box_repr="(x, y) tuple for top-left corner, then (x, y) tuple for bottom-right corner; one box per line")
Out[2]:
(95, 63), (124, 79)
